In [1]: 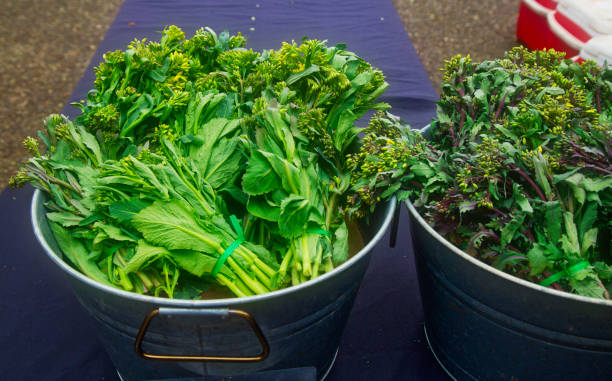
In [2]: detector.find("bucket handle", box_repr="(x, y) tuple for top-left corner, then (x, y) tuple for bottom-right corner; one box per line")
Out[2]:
(134, 307), (270, 362)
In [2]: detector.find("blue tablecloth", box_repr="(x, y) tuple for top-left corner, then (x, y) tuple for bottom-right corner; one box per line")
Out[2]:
(0, 1), (448, 379)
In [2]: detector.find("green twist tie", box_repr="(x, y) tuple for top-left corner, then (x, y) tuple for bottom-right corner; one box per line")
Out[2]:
(306, 228), (330, 238)
(539, 261), (590, 287)
(211, 215), (244, 278)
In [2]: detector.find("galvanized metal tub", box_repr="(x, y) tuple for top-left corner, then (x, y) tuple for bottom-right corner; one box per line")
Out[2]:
(32, 189), (396, 381)
(407, 194), (612, 380)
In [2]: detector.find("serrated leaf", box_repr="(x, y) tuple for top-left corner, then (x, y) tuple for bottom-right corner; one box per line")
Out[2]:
(578, 202), (597, 241)
(543, 201), (562, 243)
(78, 212), (104, 226)
(94, 222), (137, 242)
(124, 240), (169, 273)
(474, 89), (487, 103)
(563, 211), (580, 255)
(242, 150), (281, 195)
(458, 201), (477, 214)
(247, 195), (281, 222)
(216, 94), (235, 118)
(77, 125), (103, 164)
(557, 172), (586, 205)
(263, 107), (296, 160)
(152, 162), (214, 217)
(278, 195), (311, 238)
(436, 110), (452, 125)
(410, 162), (434, 178)
(190, 118), (241, 183)
(128, 156), (169, 199)
(203, 138), (243, 188)
(494, 124), (518, 141)
(109, 198), (150, 223)
(583, 176), (612, 193)
(532, 155), (552, 199)
(263, 152), (302, 194)
(49, 222), (111, 286)
(381, 182), (402, 199)
(514, 188), (533, 213)
(287, 64), (320, 85)
(51, 140), (71, 162)
(500, 213), (525, 248)
(132, 200), (222, 253)
(333, 110), (360, 154)
(569, 270), (607, 299)
(332, 221), (349, 265)
(581, 228), (598, 256)
(527, 245), (549, 275)
(536, 86), (565, 102)
(594, 262), (612, 280)
(46, 211), (83, 227)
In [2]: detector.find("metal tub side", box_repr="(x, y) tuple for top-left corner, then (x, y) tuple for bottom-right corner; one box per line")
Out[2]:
(32, 190), (396, 381)
(407, 200), (612, 381)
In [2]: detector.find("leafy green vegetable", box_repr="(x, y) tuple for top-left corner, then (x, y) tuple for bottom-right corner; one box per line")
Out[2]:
(348, 48), (612, 299)
(12, 25), (391, 299)
(50, 222), (112, 286)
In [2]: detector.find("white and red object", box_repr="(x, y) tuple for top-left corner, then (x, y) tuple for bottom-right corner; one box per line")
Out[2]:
(517, 0), (558, 51)
(517, 0), (612, 61)
(577, 35), (612, 65)
(547, 0), (612, 57)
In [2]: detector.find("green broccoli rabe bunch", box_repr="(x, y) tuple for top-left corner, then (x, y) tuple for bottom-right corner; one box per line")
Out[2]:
(13, 113), (279, 299)
(349, 48), (612, 299)
(75, 26), (389, 153)
(12, 26), (393, 299)
(432, 47), (606, 153)
(345, 112), (452, 218)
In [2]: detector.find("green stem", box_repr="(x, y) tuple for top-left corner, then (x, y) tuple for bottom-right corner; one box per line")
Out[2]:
(115, 268), (134, 291)
(101, 175), (156, 190)
(235, 246), (276, 278)
(312, 244), (323, 278)
(291, 265), (300, 286)
(227, 256), (269, 294)
(50, 174), (82, 195)
(325, 194), (339, 229)
(133, 278), (145, 294)
(114, 249), (128, 267)
(135, 271), (154, 290)
(93, 185), (131, 200)
(234, 277), (254, 297)
(284, 163), (300, 194)
(149, 273), (162, 288)
(300, 235), (312, 277)
(171, 164), (215, 216)
(250, 264), (273, 289)
(323, 256), (334, 273)
(119, 104), (160, 138)
(217, 274), (250, 298)
(27, 166), (76, 197)
(107, 257), (118, 283)
(162, 263), (172, 298)
(119, 63), (131, 92)
(278, 248), (292, 280)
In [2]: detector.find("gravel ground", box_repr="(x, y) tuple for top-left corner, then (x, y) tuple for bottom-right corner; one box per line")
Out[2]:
(0, 0), (520, 188)
(393, 0), (521, 92)
(0, 0), (122, 188)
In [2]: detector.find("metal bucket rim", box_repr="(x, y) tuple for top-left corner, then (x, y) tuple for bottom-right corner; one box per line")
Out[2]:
(407, 124), (612, 306)
(31, 189), (396, 306)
